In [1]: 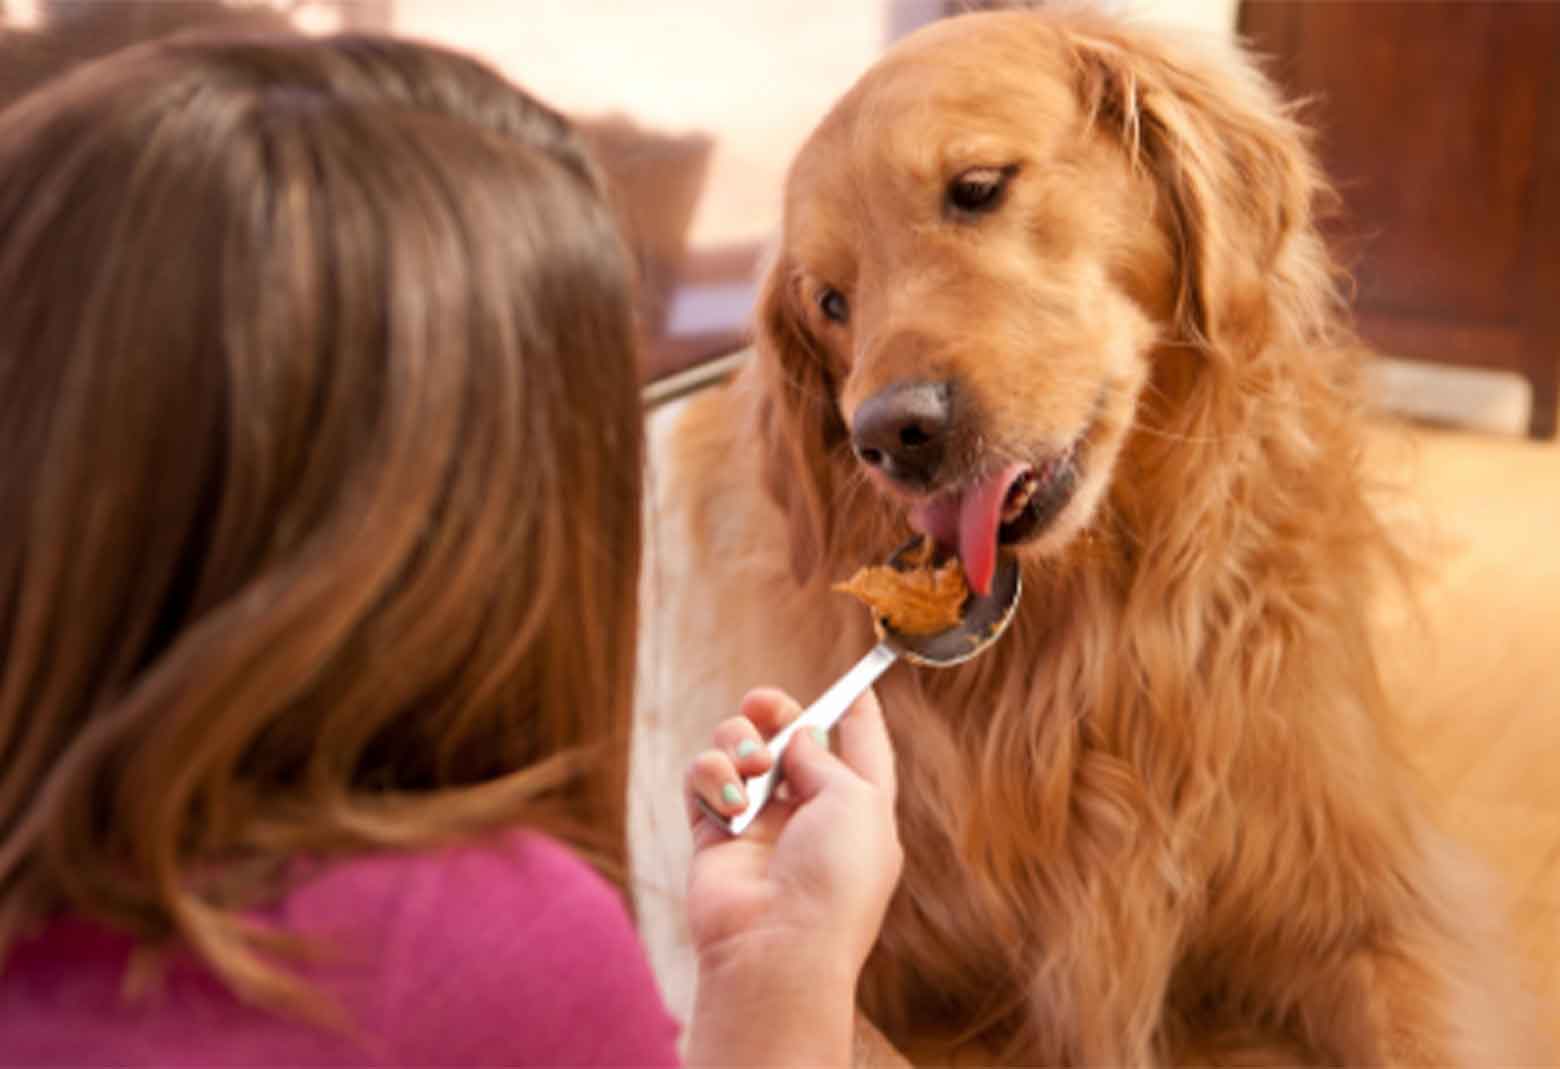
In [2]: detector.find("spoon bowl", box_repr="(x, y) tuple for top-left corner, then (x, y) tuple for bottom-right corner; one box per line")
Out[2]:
(878, 541), (1023, 667)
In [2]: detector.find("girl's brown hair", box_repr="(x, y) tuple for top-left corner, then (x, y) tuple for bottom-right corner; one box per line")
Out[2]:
(0, 33), (643, 1012)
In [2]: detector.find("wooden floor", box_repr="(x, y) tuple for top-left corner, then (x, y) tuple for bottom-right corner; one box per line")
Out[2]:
(1368, 419), (1560, 1037)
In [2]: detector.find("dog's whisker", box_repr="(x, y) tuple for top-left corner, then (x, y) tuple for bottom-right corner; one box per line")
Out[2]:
(1126, 422), (1228, 446)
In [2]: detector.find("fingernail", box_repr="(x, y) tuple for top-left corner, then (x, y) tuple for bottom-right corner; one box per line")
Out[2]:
(735, 739), (758, 759)
(810, 727), (829, 748)
(721, 783), (744, 808)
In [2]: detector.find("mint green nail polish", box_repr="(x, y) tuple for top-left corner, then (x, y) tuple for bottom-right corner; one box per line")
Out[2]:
(735, 739), (758, 759)
(811, 726), (829, 748)
(721, 783), (743, 807)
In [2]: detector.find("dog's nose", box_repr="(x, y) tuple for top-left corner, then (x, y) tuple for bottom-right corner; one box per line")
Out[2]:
(851, 381), (952, 488)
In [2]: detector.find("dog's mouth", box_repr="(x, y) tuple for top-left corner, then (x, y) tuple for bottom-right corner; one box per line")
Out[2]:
(907, 438), (1084, 596)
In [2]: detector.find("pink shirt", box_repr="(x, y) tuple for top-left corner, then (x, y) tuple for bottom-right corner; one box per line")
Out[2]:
(0, 831), (682, 1066)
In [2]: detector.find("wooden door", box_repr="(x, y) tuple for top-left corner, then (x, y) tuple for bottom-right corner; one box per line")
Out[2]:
(1239, 1), (1560, 438)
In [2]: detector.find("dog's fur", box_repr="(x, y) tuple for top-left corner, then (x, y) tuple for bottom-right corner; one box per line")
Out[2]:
(631, 10), (1545, 1065)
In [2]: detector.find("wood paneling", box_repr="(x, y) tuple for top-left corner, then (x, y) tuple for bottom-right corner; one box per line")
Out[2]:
(1241, 1), (1560, 438)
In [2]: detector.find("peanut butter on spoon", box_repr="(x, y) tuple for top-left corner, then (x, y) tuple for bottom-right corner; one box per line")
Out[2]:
(833, 539), (969, 637)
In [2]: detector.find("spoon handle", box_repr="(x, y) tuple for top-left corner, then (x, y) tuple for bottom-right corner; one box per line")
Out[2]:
(710, 642), (898, 836)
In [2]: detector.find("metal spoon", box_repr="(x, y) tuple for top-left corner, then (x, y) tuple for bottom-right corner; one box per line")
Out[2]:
(706, 540), (1022, 836)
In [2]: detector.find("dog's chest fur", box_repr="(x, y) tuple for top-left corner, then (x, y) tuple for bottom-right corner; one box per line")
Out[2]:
(634, 380), (1215, 1061)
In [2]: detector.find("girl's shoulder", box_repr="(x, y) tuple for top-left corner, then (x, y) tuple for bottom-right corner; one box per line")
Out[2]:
(0, 831), (680, 1067)
(280, 828), (625, 941)
(299, 829), (616, 916)
(298, 830), (681, 1065)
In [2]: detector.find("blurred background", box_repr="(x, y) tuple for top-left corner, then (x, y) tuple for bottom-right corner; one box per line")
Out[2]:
(1, 0), (1556, 1030)
(1, 0), (1552, 439)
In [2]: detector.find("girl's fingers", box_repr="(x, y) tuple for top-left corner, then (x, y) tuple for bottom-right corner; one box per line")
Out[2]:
(711, 715), (773, 777)
(684, 748), (747, 830)
(775, 722), (854, 805)
(686, 686), (861, 845)
(736, 687), (804, 738)
(830, 687), (897, 803)
(773, 688), (897, 818)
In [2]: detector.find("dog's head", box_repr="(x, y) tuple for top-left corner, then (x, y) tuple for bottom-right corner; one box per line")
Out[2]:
(756, 11), (1330, 588)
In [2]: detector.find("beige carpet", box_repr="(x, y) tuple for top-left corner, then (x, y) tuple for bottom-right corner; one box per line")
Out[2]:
(1367, 417), (1560, 1039)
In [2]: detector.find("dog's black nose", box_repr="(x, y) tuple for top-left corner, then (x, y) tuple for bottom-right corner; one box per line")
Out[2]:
(851, 381), (952, 488)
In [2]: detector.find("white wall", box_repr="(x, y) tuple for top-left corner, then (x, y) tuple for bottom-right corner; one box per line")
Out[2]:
(6, 0), (43, 26)
(390, 1), (1239, 248)
(393, 0), (893, 247)
(1114, 0), (1238, 37)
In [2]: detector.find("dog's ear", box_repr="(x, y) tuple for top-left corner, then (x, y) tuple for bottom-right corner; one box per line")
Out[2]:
(754, 256), (849, 586)
(1073, 27), (1328, 357)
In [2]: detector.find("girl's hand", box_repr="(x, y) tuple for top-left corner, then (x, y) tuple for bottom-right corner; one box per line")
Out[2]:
(683, 686), (902, 977)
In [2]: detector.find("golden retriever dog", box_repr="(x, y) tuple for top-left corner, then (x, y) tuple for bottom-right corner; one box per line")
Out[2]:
(631, 9), (1546, 1065)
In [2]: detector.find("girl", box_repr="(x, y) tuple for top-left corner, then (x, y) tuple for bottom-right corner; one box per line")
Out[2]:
(0, 32), (899, 1066)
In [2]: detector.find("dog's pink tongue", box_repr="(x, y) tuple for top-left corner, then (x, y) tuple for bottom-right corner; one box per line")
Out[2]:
(910, 462), (1026, 597)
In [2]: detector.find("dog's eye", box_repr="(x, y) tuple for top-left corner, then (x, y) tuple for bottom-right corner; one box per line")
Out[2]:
(818, 287), (850, 325)
(947, 165), (1017, 216)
